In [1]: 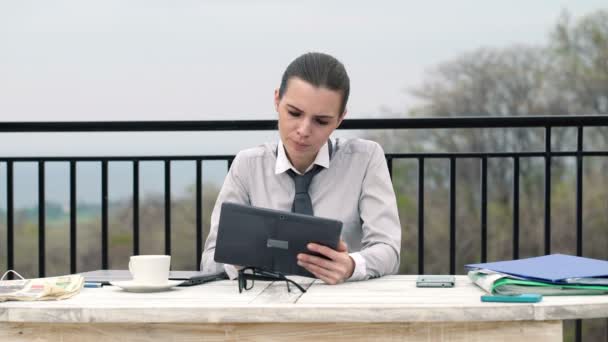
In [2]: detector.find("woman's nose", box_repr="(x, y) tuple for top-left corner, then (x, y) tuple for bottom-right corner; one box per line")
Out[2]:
(296, 119), (312, 137)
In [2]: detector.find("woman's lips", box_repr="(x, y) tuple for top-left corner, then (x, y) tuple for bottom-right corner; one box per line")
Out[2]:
(292, 140), (311, 151)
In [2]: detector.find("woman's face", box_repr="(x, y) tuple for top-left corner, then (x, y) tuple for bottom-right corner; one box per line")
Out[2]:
(275, 77), (346, 171)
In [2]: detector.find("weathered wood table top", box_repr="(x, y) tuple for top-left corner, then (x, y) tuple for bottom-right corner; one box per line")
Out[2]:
(2, 275), (607, 324)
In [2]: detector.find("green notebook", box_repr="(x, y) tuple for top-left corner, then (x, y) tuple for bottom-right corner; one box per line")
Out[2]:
(492, 277), (608, 295)
(468, 270), (608, 296)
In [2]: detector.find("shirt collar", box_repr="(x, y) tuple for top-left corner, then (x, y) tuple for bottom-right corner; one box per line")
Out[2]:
(275, 139), (330, 175)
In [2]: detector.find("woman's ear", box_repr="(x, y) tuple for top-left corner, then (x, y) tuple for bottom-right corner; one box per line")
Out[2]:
(274, 89), (280, 112)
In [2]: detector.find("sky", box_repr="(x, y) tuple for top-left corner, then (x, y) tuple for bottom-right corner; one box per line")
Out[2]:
(1, 0), (607, 207)
(1, 0), (606, 122)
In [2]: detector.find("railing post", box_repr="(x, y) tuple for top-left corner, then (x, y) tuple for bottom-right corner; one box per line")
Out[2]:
(164, 160), (171, 256)
(38, 161), (45, 277)
(449, 157), (456, 275)
(133, 160), (140, 256)
(70, 161), (77, 273)
(417, 158), (424, 274)
(575, 126), (584, 342)
(513, 157), (520, 260)
(101, 160), (108, 269)
(480, 157), (487, 263)
(196, 160), (203, 270)
(576, 126), (583, 257)
(6, 161), (14, 279)
(544, 126), (551, 255)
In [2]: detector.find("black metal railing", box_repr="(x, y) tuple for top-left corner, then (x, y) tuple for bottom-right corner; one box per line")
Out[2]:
(1, 115), (608, 342)
(2, 155), (234, 274)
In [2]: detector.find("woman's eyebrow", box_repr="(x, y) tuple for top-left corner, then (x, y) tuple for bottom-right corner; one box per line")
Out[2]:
(287, 104), (335, 119)
(286, 104), (304, 112)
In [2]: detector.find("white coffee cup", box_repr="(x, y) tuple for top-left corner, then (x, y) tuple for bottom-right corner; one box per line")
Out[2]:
(128, 255), (171, 285)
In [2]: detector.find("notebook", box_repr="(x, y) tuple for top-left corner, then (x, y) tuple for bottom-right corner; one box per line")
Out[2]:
(80, 269), (227, 286)
(466, 254), (608, 283)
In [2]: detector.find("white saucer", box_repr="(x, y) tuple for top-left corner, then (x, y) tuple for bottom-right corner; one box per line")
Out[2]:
(110, 280), (183, 292)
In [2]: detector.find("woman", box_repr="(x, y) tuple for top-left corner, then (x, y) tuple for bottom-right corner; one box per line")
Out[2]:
(202, 52), (401, 284)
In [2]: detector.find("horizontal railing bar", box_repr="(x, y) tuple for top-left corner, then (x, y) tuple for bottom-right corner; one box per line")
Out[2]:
(0, 156), (236, 162)
(388, 151), (608, 158)
(1, 115), (608, 132)
(1, 151), (608, 162)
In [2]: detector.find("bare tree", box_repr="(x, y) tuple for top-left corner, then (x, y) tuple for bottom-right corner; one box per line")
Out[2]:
(366, 9), (608, 284)
(551, 10), (608, 115)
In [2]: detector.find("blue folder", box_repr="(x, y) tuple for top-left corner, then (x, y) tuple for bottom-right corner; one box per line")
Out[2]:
(466, 254), (608, 283)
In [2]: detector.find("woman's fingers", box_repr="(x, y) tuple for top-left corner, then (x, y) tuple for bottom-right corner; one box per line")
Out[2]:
(297, 242), (355, 284)
(297, 259), (341, 284)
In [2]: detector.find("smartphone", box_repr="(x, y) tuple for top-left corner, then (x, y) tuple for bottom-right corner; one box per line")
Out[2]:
(480, 293), (542, 303)
(416, 275), (455, 288)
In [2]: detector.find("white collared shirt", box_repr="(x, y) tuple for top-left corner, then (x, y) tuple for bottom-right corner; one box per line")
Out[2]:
(273, 139), (366, 281)
(202, 137), (401, 282)
(275, 139), (330, 175)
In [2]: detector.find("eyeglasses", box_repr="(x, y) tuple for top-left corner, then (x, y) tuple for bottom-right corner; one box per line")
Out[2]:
(237, 267), (306, 294)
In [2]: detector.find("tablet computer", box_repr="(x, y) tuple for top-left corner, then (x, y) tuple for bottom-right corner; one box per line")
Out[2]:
(214, 202), (343, 278)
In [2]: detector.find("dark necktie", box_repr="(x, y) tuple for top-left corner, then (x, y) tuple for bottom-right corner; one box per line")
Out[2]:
(286, 166), (321, 215)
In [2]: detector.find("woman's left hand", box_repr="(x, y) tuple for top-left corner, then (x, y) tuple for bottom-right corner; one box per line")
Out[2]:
(297, 240), (354, 284)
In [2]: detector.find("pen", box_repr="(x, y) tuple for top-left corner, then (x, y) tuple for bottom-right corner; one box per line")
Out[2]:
(84, 282), (103, 288)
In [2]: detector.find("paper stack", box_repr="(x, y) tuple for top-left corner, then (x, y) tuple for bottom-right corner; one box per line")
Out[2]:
(466, 254), (608, 296)
(0, 271), (85, 302)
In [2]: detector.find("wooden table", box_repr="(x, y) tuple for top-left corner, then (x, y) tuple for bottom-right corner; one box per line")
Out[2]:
(1, 275), (607, 341)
